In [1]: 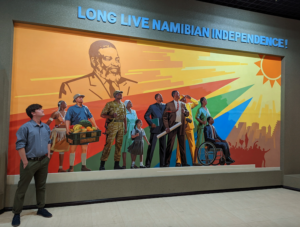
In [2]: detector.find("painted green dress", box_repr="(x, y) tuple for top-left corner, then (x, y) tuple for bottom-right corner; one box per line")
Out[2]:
(121, 108), (138, 153)
(195, 107), (211, 148)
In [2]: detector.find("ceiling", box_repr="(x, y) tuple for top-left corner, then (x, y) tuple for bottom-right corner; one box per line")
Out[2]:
(196, 0), (300, 21)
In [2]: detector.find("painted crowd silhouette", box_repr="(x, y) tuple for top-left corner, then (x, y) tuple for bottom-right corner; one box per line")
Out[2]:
(226, 121), (280, 167)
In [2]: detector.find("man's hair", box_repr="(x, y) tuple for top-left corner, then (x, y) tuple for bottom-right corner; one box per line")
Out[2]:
(171, 90), (178, 98)
(155, 93), (160, 100)
(200, 97), (206, 105)
(89, 40), (116, 58)
(207, 116), (212, 122)
(26, 104), (42, 119)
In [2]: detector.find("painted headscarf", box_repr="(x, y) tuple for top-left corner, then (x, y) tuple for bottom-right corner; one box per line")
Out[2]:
(124, 100), (131, 109)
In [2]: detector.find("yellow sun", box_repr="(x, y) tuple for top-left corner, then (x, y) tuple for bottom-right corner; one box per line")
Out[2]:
(255, 54), (281, 87)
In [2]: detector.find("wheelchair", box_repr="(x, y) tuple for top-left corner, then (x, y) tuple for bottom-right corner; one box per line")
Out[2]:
(196, 141), (226, 166)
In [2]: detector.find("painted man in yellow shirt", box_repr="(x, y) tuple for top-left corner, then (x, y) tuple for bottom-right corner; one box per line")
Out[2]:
(176, 95), (201, 166)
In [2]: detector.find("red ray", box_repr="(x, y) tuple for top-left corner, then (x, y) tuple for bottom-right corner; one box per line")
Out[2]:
(7, 78), (239, 174)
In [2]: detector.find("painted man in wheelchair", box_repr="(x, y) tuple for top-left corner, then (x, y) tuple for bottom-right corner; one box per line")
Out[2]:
(204, 117), (235, 164)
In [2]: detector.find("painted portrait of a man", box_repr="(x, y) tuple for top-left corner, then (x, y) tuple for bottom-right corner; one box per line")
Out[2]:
(59, 40), (137, 100)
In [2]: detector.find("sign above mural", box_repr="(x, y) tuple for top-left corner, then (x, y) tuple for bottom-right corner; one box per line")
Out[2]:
(77, 6), (288, 49)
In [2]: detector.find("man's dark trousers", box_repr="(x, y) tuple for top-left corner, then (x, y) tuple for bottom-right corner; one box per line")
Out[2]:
(145, 134), (166, 167)
(13, 157), (49, 214)
(214, 142), (230, 158)
(165, 126), (187, 166)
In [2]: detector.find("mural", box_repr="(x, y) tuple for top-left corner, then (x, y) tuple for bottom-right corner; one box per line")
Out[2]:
(8, 23), (281, 174)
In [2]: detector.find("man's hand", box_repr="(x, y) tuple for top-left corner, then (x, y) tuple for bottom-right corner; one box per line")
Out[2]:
(215, 139), (221, 143)
(124, 128), (127, 134)
(47, 154), (51, 159)
(23, 161), (28, 169)
(151, 123), (156, 128)
(66, 129), (70, 135)
(112, 113), (117, 118)
(186, 95), (191, 99)
(166, 128), (170, 133)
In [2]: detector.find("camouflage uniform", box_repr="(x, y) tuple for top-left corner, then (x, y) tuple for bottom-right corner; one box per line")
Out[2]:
(101, 101), (126, 161)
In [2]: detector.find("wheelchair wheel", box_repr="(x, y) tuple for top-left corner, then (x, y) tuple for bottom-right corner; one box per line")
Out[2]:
(197, 142), (217, 166)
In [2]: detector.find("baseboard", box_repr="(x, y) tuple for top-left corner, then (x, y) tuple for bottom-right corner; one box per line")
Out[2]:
(0, 208), (4, 215)
(283, 185), (300, 192)
(2, 185), (282, 212)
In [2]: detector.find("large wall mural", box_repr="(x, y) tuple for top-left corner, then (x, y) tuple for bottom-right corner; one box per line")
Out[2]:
(8, 23), (281, 174)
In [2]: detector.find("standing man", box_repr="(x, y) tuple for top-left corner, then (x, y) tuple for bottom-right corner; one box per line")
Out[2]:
(163, 91), (190, 167)
(12, 104), (52, 227)
(144, 93), (166, 167)
(99, 90), (127, 170)
(65, 94), (99, 172)
(175, 95), (200, 166)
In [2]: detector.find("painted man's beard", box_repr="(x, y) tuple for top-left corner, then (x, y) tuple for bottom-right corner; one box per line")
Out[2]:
(105, 70), (121, 83)
(95, 64), (121, 83)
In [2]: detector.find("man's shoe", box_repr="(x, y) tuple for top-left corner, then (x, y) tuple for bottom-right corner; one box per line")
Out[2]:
(175, 163), (181, 167)
(114, 165), (125, 170)
(146, 165), (150, 168)
(81, 165), (91, 171)
(58, 169), (67, 172)
(99, 167), (105, 170)
(226, 158), (234, 163)
(227, 157), (235, 163)
(140, 165), (146, 168)
(130, 165), (138, 169)
(163, 164), (169, 167)
(182, 164), (190, 167)
(37, 208), (52, 218)
(121, 166), (126, 169)
(193, 163), (202, 166)
(67, 166), (74, 172)
(12, 214), (20, 227)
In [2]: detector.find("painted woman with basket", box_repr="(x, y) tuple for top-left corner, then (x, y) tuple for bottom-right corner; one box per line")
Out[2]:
(195, 97), (211, 163)
(127, 119), (150, 169)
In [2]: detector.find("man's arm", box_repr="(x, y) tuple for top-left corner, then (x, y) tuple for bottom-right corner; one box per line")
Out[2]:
(46, 125), (51, 158)
(204, 126), (215, 143)
(16, 126), (28, 169)
(215, 130), (224, 142)
(163, 105), (170, 133)
(100, 103), (117, 119)
(66, 120), (71, 135)
(144, 105), (155, 128)
(89, 117), (99, 129)
(18, 148), (28, 169)
(124, 117), (127, 134)
(189, 97), (199, 109)
(47, 144), (51, 158)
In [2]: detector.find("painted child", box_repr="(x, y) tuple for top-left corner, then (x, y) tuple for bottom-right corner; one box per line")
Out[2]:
(127, 119), (150, 169)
